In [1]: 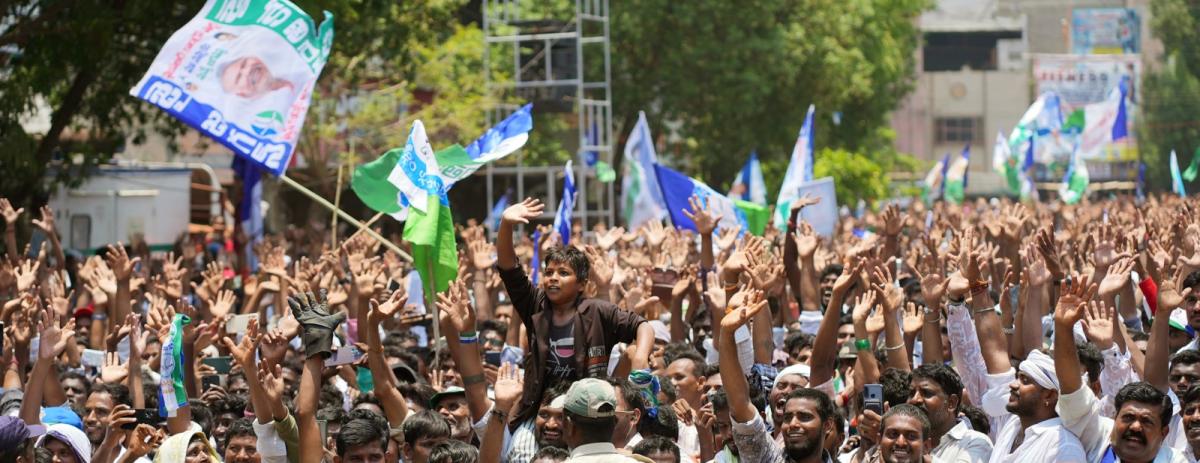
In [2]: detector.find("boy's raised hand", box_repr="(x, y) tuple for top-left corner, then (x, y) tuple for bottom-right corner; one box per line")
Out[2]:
(501, 198), (544, 225)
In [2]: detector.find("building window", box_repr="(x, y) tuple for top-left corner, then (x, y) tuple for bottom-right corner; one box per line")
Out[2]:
(935, 117), (982, 144)
(70, 215), (91, 251)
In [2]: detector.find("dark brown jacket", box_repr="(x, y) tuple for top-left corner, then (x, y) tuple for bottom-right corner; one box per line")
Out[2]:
(498, 264), (647, 429)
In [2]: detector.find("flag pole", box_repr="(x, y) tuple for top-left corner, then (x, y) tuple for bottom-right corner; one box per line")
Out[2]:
(278, 175), (413, 261)
(427, 257), (442, 372)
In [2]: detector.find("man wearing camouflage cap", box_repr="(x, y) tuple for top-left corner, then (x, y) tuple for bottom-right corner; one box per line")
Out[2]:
(562, 378), (647, 462)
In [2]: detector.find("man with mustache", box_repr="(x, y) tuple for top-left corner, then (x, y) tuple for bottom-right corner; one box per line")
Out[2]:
(719, 292), (836, 463)
(1180, 385), (1200, 461)
(1054, 276), (1187, 463)
(905, 364), (991, 462)
(877, 404), (934, 463)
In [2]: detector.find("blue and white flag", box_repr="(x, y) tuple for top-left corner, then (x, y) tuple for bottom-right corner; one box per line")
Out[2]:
(158, 313), (191, 417)
(775, 104), (816, 229)
(531, 229), (542, 285)
(621, 111), (667, 229)
(484, 191), (510, 232)
(653, 164), (746, 235)
(1171, 150), (1187, 197)
(553, 161), (576, 246)
(130, 0), (334, 176)
(465, 103), (534, 162)
(232, 156), (263, 271)
(386, 120), (445, 213)
(728, 151), (767, 205)
(1080, 77), (1130, 159)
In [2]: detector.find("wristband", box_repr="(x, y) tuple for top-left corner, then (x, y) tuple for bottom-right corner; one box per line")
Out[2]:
(463, 374), (486, 386)
(884, 343), (905, 352)
(92, 313), (108, 321)
(972, 305), (996, 316)
(855, 339), (871, 351)
(458, 335), (478, 344)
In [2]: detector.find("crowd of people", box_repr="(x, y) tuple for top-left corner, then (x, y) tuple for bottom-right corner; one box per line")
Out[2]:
(1, 191), (1199, 463)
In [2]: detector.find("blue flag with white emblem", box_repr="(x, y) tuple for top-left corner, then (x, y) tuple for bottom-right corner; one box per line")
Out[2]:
(653, 163), (746, 235)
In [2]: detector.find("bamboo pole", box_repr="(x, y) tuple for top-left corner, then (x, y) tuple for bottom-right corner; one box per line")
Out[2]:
(278, 175), (413, 262)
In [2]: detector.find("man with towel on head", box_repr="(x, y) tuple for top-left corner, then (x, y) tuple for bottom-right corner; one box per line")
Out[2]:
(979, 348), (1088, 463)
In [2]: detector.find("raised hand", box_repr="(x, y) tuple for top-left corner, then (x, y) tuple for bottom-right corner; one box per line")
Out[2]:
(832, 257), (863, 297)
(1158, 269), (1192, 311)
(870, 265), (903, 313)
(851, 290), (878, 324)
(259, 363), (286, 405)
(1098, 256), (1135, 297)
(683, 195), (723, 235)
(104, 243), (139, 281)
(597, 227), (624, 251)
(368, 289), (408, 327)
(1081, 300), (1115, 350)
(1054, 273), (1096, 327)
(31, 205), (55, 234)
(584, 246), (613, 288)
(501, 198), (545, 225)
(100, 352), (129, 384)
(643, 221), (667, 247)
(880, 205), (903, 237)
(287, 290), (346, 359)
(715, 227), (739, 251)
(37, 307), (75, 361)
(208, 289), (237, 320)
(719, 291), (768, 332)
(222, 322), (261, 369)
(14, 259), (38, 292)
(493, 362), (525, 411)
(469, 240), (497, 271)
(902, 302), (924, 337)
(437, 281), (476, 335)
(0, 198), (23, 225)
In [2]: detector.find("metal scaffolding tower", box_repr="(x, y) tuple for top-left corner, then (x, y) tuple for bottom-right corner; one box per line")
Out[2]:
(482, 0), (615, 230)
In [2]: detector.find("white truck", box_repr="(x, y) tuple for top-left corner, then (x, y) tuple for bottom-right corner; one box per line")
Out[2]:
(47, 162), (224, 254)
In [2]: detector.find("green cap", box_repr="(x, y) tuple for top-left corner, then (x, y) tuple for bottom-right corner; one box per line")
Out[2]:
(564, 378), (616, 418)
(429, 386), (466, 409)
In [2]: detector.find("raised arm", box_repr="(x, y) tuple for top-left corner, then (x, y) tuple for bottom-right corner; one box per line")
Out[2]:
(809, 258), (861, 387)
(366, 291), (411, 427)
(871, 265), (910, 372)
(957, 233), (1008, 374)
(32, 206), (64, 271)
(497, 198), (544, 270)
(850, 290), (882, 385)
(683, 195), (722, 273)
(914, 261), (948, 365)
(480, 362), (523, 463)
(717, 290), (769, 422)
(1146, 269), (1189, 392)
(289, 290), (346, 463)
(104, 244), (139, 332)
(20, 308), (75, 425)
(0, 199), (21, 263)
(437, 280), (492, 421)
(1052, 275), (1098, 395)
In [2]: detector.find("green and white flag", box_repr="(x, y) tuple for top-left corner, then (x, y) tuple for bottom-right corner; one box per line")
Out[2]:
(621, 112), (667, 229)
(157, 313), (191, 417)
(1060, 146), (1089, 205)
(404, 195), (458, 294)
(1172, 150), (1187, 197)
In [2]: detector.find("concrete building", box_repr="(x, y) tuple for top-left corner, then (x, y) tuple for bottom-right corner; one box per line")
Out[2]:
(891, 0), (1159, 195)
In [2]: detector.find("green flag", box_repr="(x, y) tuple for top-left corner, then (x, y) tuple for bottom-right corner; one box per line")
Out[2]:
(351, 148), (406, 216)
(595, 161), (617, 183)
(734, 200), (770, 236)
(403, 195), (458, 294)
(1184, 147), (1200, 182)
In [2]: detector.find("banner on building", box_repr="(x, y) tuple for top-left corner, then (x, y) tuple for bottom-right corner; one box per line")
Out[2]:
(1072, 8), (1140, 55)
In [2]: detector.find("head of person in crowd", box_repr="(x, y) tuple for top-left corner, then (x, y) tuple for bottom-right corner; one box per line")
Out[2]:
(1182, 271), (1200, 331)
(1110, 382), (1173, 463)
(777, 388), (837, 462)
(0, 416), (39, 463)
(336, 417), (386, 463)
(478, 319), (506, 353)
(401, 410), (450, 463)
(664, 349), (706, 409)
(1182, 384), (1200, 459)
(702, 364), (723, 396)
(317, 407), (348, 450)
(771, 363), (812, 429)
(958, 404), (990, 436)
(1077, 342), (1104, 396)
(1132, 330), (1150, 356)
(189, 400), (214, 439)
(823, 409), (846, 458)
(639, 402), (679, 442)
(1170, 349), (1200, 396)
(211, 395), (247, 453)
(537, 383), (571, 450)
(58, 372), (88, 412)
(541, 246), (590, 308)
(35, 423), (89, 463)
(879, 404), (933, 463)
(881, 368), (913, 409)
(709, 391), (736, 457)
(689, 306), (711, 353)
(785, 331), (814, 365)
(609, 377), (644, 449)
(426, 440), (478, 463)
(907, 364), (963, 439)
(631, 436), (680, 463)
(223, 418), (259, 463)
(529, 446), (570, 463)
(836, 313), (855, 348)
(562, 379), (619, 450)
(1169, 309), (1196, 352)
(143, 336), (163, 371)
(820, 264), (844, 308)
(399, 382), (437, 415)
(157, 430), (220, 463)
(1006, 350), (1060, 423)
(227, 373), (249, 399)
(82, 383), (129, 447)
(493, 303), (514, 327)
(427, 349), (460, 390)
(430, 387), (471, 443)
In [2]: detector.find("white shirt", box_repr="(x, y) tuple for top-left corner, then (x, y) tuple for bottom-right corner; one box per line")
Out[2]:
(252, 419), (289, 463)
(565, 442), (643, 463)
(1058, 384), (1188, 463)
(987, 415), (1087, 463)
(932, 421), (993, 463)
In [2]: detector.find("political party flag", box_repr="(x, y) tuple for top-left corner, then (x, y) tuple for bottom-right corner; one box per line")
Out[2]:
(1060, 145), (1089, 205)
(530, 229), (542, 286)
(387, 121), (445, 214)
(232, 156), (263, 271)
(484, 191), (511, 232)
(352, 140), (466, 222)
(1080, 77), (1130, 159)
(437, 104), (534, 185)
(943, 146), (970, 205)
(734, 200), (770, 236)
(1171, 150), (1187, 197)
(621, 112), (667, 229)
(775, 104), (816, 229)
(921, 154), (949, 204)
(1183, 147), (1200, 182)
(158, 313), (191, 417)
(553, 161), (576, 246)
(403, 195), (457, 294)
(1136, 162), (1147, 201)
(653, 164), (747, 235)
(1008, 93), (1050, 166)
(131, 0), (333, 176)
(728, 151), (767, 205)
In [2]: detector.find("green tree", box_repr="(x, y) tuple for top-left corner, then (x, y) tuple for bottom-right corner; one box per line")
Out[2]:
(812, 148), (889, 206)
(1143, 0), (1200, 191)
(611, 0), (929, 193)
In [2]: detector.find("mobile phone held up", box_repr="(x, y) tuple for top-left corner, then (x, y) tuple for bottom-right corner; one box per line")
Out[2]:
(863, 383), (884, 416)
